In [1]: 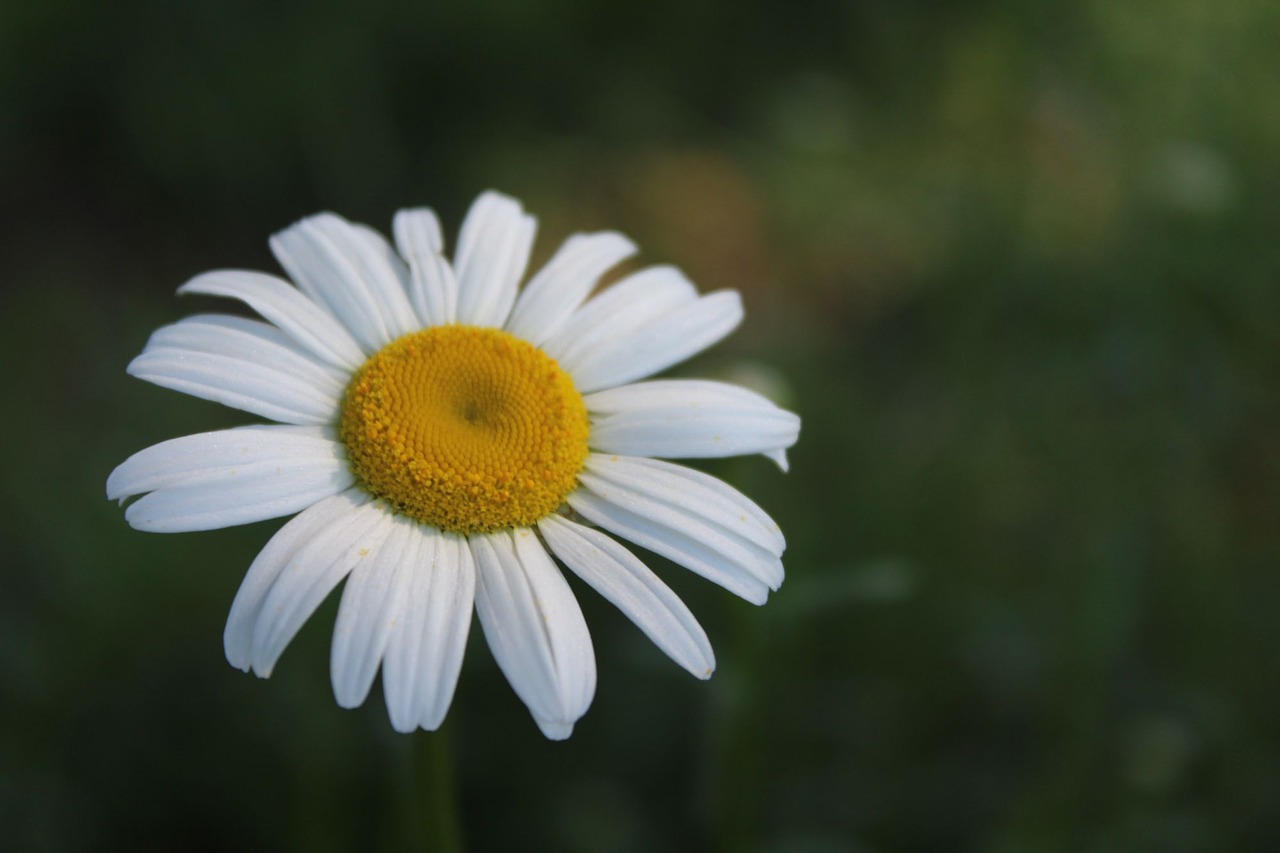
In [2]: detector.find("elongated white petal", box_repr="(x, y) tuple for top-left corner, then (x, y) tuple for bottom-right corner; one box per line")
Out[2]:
(250, 497), (393, 677)
(418, 534), (476, 730)
(453, 192), (536, 328)
(393, 207), (444, 257)
(116, 427), (350, 531)
(107, 425), (340, 499)
(352, 222), (414, 299)
(567, 489), (772, 605)
(108, 426), (342, 504)
(412, 254), (460, 328)
(145, 314), (349, 393)
(121, 466), (350, 532)
(472, 530), (595, 739)
(583, 454), (784, 554)
(393, 208), (458, 326)
(586, 379), (800, 467)
(270, 216), (387, 351)
(224, 489), (370, 671)
(542, 265), (698, 364)
(567, 291), (744, 393)
(128, 319), (343, 425)
(382, 530), (476, 732)
(330, 514), (414, 708)
(178, 271), (366, 371)
(540, 514), (714, 679)
(505, 231), (637, 345)
(576, 466), (783, 589)
(585, 377), (787, 417)
(270, 213), (417, 351)
(344, 220), (418, 336)
(381, 527), (431, 731)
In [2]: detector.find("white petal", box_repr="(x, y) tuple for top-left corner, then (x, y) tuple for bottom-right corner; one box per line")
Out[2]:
(412, 255), (460, 329)
(453, 191), (537, 328)
(110, 426), (351, 532)
(393, 208), (458, 326)
(471, 529), (595, 739)
(224, 489), (370, 671)
(249, 496), (393, 677)
(541, 265), (698, 364)
(583, 454), (784, 554)
(145, 314), (348, 394)
(586, 377), (787, 417)
(576, 468), (783, 590)
(121, 470), (350, 533)
(128, 314), (345, 423)
(567, 488), (773, 605)
(566, 290), (744, 393)
(107, 424), (340, 498)
(323, 218), (419, 340)
(352, 221), (413, 295)
(586, 379), (800, 466)
(178, 270), (365, 371)
(270, 213), (417, 351)
(129, 356), (340, 427)
(382, 530), (476, 732)
(505, 231), (637, 345)
(417, 534), (477, 730)
(393, 207), (444, 257)
(380, 528), (431, 732)
(330, 514), (414, 708)
(539, 514), (714, 679)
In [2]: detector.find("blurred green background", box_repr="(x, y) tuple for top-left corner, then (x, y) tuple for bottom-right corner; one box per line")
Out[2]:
(3, 0), (1279, 850)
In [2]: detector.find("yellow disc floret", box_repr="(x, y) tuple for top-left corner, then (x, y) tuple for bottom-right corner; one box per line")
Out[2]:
(339, 326), (590, 534)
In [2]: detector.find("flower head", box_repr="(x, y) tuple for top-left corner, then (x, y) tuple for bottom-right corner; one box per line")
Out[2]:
(107, 191), (800, 739)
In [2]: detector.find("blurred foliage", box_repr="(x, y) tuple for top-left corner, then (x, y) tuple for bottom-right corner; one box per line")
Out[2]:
(2, 0), (1279, 850)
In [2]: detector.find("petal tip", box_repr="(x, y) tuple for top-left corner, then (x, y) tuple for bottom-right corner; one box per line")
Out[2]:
(225, 655), (252, 674)
(417, 714), (446, 733)
(104, 477), (124, 502)
(536, 718), (575, 740)
(476, 189), (523, 209)
(388, 716), (419, 735)
(333, 693), (365, 711)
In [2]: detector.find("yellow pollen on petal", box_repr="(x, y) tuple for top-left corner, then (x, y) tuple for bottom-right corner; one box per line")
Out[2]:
(339, 326), (590, 534)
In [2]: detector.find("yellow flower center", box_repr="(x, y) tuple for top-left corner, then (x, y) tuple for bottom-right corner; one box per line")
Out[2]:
(339, 326), (590, 534)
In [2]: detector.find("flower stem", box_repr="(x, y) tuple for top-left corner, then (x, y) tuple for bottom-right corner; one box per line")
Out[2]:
(413, 729), (465, 853)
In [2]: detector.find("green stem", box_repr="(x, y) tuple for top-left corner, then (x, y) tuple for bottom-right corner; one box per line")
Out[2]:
(413, 730), (465, 853)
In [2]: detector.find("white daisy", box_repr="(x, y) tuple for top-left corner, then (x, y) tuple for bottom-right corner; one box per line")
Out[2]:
(107, 191), (800, 739)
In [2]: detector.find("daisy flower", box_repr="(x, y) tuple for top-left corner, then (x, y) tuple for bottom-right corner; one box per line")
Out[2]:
(107, 191), (800, 739)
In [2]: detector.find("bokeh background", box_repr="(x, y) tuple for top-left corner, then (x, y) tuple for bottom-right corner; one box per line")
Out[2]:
(3, 1), (1279, 850)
